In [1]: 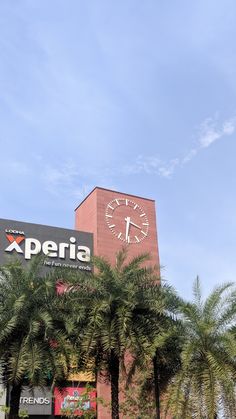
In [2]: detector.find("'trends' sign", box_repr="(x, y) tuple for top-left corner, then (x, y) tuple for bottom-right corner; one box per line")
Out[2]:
(19, 387), (52, 415)
(0, 219), (93, 271)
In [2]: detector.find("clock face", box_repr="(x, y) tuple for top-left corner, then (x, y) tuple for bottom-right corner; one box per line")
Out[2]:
(105, 198), (149, 244)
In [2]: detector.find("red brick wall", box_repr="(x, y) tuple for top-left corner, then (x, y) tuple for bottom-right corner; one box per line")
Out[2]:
(75, 187), (160, 266)
(75, 187), (160, 418)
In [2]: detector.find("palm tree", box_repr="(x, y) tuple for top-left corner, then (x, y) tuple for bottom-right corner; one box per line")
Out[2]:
(119, 326), (182, 419)
(152, 324), (182, 419)
(0, 257), (72, 419)
(66, 248), (165, 419)
(164, 277), (236, 419)
(128, 299), (182, 419)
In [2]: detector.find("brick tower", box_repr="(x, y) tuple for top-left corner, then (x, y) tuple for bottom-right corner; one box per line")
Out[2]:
(75, 187), (160, 418)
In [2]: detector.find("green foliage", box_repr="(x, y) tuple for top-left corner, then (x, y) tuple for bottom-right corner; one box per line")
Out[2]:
(67, 248), (164, 373)
(65, 247), (178, 418)
(0, 257), (77, 419)
(0, 257), (73, 388)
(18, 410), (29, 419)
(163, 277), (236, 419)
(2, 253), (235, 419)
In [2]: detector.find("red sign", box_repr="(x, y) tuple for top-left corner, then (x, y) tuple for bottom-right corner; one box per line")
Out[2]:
(54, 387), (96, 416)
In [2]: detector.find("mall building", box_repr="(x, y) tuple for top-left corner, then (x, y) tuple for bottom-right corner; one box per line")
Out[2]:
(0, 187), (160, 419)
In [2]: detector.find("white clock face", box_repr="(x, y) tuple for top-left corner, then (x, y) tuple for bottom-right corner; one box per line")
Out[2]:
(105, 198), (149, 244)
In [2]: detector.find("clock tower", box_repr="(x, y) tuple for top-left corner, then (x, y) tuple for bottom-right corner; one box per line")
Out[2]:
(74, 187), (160, 418)
(75, 186), (159, 266)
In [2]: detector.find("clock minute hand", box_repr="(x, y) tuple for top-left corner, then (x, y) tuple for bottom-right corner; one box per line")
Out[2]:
(125, 217), (131, 241)
(129, 220), (141, 229)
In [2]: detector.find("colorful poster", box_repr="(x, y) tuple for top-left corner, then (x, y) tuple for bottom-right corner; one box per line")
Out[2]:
(54, 387), (96, 416)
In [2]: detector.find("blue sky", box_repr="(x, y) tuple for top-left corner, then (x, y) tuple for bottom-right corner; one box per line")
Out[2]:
(1, 0), (236, 299)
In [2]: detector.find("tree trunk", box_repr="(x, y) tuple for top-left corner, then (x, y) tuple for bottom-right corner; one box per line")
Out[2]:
(9, 383), (22, 419)
(153, 353), (161, 419)
(110, 350), (120, 419)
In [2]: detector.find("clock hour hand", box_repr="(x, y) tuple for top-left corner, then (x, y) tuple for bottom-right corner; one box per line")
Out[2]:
(129, 220), (141, 230)
(125, 217), (131, 241)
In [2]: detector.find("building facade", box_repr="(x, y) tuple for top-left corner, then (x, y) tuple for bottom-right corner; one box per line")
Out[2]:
(0, 187), (160, 418)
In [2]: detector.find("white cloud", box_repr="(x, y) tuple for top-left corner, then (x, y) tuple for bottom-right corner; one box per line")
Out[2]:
(41, 161), (84, 197)
(122, 156), (180, 179)
(158, 158), (179, 178)
(222, 119), (236, 135)
(122, 155), (161, 175)
(122, 114), (236, 179)
(41, 161), (114, 200)
(43, 162), (79, 188)
(182, 148), (197, 164)
(198, 116), (236, 148)
(199, 129), (221, 148)
(39, 114), (236, 195)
